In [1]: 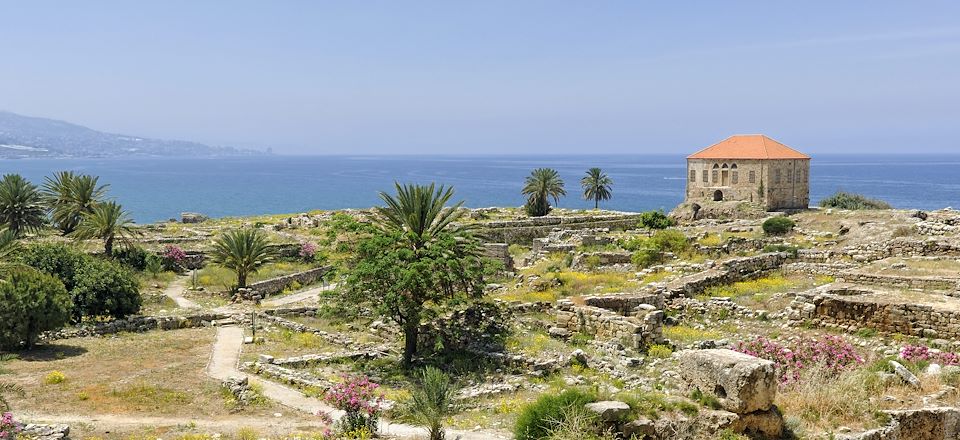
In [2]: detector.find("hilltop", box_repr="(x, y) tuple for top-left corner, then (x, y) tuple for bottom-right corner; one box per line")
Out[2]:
(0, 111), (262, 158)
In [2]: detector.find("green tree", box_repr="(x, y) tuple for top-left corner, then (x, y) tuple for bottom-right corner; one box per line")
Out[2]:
(71, 201), (139, 255)
(43, 171), (109, 234)
(0, 174), (45, 237)
(522, 168), (566, 217)
(0, 229), (20, 274)
(405, 367), (459, 440)
(0, 268), (72, 350)
(348, 183), (486, 366)
(580, 168), (612, 210)
(71, 257), (141, 320)
(210, 228), (277, 289)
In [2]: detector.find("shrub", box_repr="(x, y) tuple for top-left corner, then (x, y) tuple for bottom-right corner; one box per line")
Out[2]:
(71, 257), (142, 320)
(647, 344), (673, 359)
(324, 375), (384, 435)
(161, 245), (187, 271)
(145, 254), (164, 277)
(638, 210), (675, 230)
(401, 367), (458, 440)
(514, 389), (596, 440)
(0, 268), (72, 350)
(900, 344), (960, 366)
(299, 241), (318, 262)
(44, 371), (66, 385)
(20, 243), (87, 291)
(629, 229), (690, 269)
(733, 335), (863, 384)
(0, 412), (22, 439)
(762, 217), (795, 235)
(112, 246), (150, 271)
(819, 191), (891, 210)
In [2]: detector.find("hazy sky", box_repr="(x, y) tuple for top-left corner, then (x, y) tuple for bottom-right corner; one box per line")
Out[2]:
(2, 1), (959, 154)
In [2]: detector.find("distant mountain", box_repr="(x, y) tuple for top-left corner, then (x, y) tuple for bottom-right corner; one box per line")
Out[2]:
(0, 111), (263, 158)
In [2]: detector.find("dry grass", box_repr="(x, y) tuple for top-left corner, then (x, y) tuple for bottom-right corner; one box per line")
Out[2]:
(869, 257), (960, 277)
(4, 329), (277, 417)
(497, 270), (639, 303)
(241, 328), (339, 363)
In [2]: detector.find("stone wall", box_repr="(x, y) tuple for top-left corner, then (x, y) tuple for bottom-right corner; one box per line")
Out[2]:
(241, 266), (330, 299)
(554, 300), (664, 349)
(41, 312), (234, 341)
(787, 292), (960, 340)
(663, 253), (788, 298)
(483, 243), (515, 271)
(840, 407), (960, 440)
(784, 262), (960, 291)
(479, 214), (643, 244)
(581, 293), (665, 315)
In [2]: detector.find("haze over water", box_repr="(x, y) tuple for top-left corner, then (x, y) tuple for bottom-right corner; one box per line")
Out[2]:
(4, 154), (958, 223)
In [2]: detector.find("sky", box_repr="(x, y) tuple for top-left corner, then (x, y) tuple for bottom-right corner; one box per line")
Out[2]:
(1, 1), (959, 155)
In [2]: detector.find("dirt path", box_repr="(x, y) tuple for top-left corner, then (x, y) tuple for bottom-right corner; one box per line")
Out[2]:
(207, 326), (510, 440)
(162, 276), (199, 309)
(18, 412), (326, 433)
(261, 283), (339, 308)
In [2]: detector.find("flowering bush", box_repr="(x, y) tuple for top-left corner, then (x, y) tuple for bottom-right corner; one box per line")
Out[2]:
(900, 345), (960, 366)
(162, 245), (187, 271)
(0, 412), (22, 439)
(733, 335), (864, 384)
(323, 376), (384, 435)
(299, 242), (318, 262)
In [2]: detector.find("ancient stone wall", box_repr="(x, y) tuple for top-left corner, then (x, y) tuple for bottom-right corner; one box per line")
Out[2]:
(245, 266), (330, 298)
(482, 243), (515, 271)
(554, 300), (663, 349)
(581, 293), (665, 315)
(663, 253), (788, 298)
(41, 312), (234, 341)
(479, 214), (643, 244)
(787, 293), (960, 340)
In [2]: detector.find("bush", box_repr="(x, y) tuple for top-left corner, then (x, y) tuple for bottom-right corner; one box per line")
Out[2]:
(514, 389), (597, 440)
(637, 210), (675, 230)
(0, 268), (72, 350)
(629, 229), (690, 269)
(71, 257), (141, 320)
(733, 335), (863, 384)
(525, 197), (552, 217)
(112, 246), (150, 271)
(819, 191), (891, 210)
(762, 217), (795, 235)
(44, 371), (66, 385)
(20, 243), (87, 292)
(647, 344), (673, 359)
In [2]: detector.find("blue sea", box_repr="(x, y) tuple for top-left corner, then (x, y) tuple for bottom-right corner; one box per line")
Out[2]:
(2, 155), (958, 223)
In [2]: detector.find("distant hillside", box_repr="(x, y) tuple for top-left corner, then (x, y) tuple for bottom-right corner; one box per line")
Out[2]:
(0, 111), (262, 158)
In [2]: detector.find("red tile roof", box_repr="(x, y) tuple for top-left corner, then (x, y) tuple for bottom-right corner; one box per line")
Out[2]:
(687, 135), (810, 160)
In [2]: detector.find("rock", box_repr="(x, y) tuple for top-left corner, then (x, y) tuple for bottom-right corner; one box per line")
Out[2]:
(622, 417), (655, 438)
(729, 406), (785, 439)
(258, 354), (275, 364)
(21, 424), (70, 440)
(676, 349), (777, 414)
(181, 212), (209, 223)
(890, 360), (921, 389)
(584, 400), (630, 422)
(548, 327), (571, 339)
(571, 349), (589, 366)
(926, 363), (943, 376)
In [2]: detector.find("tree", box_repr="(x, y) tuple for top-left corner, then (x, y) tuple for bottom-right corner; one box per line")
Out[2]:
(71, 201), (139, 255)
(210, 228), (276, 289)
(0, 229), (19, 275)
(0, 268), (71, 350)
(405, 367), (459, 440)
(0, 174), (45, 237)
(43, 171), (109, 234)
(522, 168), (566, 217)
(348, 183), (486, 366)
(580, 167), (612, 210)
(71, 257), (141, 320)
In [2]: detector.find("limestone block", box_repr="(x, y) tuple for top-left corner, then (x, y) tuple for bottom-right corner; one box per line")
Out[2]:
(585, 400), (631, 422)
(676, 349), (777, 413)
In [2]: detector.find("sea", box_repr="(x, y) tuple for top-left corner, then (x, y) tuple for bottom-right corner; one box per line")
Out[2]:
(2, 155), (958, 224)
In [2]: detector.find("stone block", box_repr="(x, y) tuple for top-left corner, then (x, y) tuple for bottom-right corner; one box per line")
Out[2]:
(676, 349), (777, 414)
(585, 400), (630, 422)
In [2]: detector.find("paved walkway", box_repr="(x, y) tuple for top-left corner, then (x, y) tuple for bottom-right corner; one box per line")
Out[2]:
(163, 276), (199, 309)
(261, 283), (339, 308)
(206, 326), (509, 440)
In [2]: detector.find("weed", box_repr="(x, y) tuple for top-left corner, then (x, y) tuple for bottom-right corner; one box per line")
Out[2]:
(44, 371), (66, 385)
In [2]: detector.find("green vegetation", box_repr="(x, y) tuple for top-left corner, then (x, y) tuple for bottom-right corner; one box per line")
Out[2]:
(819, 191), (891, 210)
(400, 367), (459, 440)
(0, 268), (71, 349)
(209, 228), (277, 289)
(347, 183), (488, 366)
(71, 201), (140, 255)
(42, 171), (109, 235)
(646, 344), (673, 359)
(514, 389), (596, 440)
(580, 168), (612, 210)
(637, 210), (675, 229)
(763, 243), (800, 257)
(762, 216), (795, 235)
(522, 168), (566, 217)
(623, 229), (690, 268)
(0, 174), (45, 237)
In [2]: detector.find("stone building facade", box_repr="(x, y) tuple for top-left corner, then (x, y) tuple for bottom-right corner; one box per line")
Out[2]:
(685, 135), (810, 210)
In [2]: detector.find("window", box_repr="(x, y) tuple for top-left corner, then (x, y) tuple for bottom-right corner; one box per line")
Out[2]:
(787, 169), (793, 183)
(690, 169), (696, 182)
(774, 169), (782, 184)
(749, 170), (756, 183)
(712, 170), (719, 183)
(731, 163), (738, 169)
(702, 170), (709, 182)
(731, 171), (739, 184)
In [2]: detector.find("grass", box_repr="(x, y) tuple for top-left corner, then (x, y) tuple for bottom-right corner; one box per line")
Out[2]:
(496, 270), (639, 303)
(3, 328), (279, 417)
(700, 273), (834, 310)
(196, 261), (317, 291)
(662, 325), (722, 344)
(506, 330), (573, 357)
(241, 327), (339, 363)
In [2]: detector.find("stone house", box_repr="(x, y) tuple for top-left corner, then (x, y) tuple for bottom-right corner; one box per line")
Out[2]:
(685, 134), (810, 210)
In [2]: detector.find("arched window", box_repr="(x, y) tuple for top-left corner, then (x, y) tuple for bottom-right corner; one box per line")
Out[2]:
(713, 163), (720, 169)
(731, 163), (738, 169)
(722, 163), (729, 169)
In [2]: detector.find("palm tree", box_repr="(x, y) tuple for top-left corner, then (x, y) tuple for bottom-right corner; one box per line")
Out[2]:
(376, 182), (470, 250)
(0, 381), (24, 411)
(521, 168), (566, 217)
(0, 229), (22, 277)
(581, 167), (613, 209)
(406, 367), (459, 440)
(210, 228), (276, 289)
(71, 201), (139, 255)
(43, 171), (109, 234)
(0, 174), (45, 237)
